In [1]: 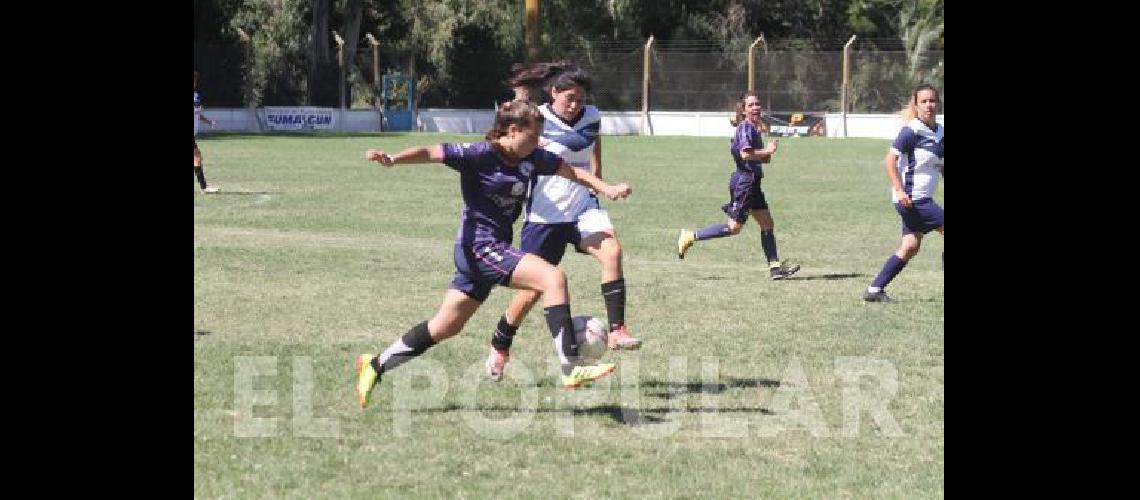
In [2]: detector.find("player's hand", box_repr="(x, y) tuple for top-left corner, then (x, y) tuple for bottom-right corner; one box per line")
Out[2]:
(767, 139), (779, 154)
(365, 149), (394, 166)
(602, 183), (632, 200)
(894, 189), (912, 209)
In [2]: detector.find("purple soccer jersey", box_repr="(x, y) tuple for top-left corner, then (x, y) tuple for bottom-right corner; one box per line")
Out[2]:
(730, 120), (766, 178)
(441, 141), (562, 247)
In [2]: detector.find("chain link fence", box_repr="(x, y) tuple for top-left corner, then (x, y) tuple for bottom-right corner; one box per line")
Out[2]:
(195, 40), (942, 114)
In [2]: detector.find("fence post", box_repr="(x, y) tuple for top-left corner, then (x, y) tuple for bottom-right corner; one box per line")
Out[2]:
(748, 34), (765, 92)
(236, 28), (259, 132)
(526, 0), (541, 61)
(641, 35), (655, 136)
(364, 33), (380, 107)
(842, 35), (857, 138)
(333, 30), (346, 111)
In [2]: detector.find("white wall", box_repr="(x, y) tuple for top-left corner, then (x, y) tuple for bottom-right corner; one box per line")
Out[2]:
(824, 113), (945, 139)
(203, 108), (382, 133)
(200, 108), (942, 139)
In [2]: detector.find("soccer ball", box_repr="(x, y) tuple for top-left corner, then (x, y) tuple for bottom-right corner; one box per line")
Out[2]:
(572, 315), (609, 362)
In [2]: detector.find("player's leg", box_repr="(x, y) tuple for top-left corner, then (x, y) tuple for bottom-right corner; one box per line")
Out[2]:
(936, 225), (944, 268)
(579, 210), (640, 349)
(485, 223), (569, 380)
(357, 288), (482, 408)
(752, 201), (800, 279)
(509, 254), (615, 388)
(485, 289), (541, 380)
(678, 173), (752, 259)
(194, 139), (213, 193)
(864, 232), (923, 303)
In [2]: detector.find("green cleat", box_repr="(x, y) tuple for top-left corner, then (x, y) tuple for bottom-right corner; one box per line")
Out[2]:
(355, 354), (380, 408)
(561, 362), (617, 389)
(677, 229), (696, 259)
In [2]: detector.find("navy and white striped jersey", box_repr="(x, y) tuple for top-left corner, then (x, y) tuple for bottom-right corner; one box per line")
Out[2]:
(525, 103), (602, 223)
(890, 119), (944, 203)
(194, 90), (204, 136)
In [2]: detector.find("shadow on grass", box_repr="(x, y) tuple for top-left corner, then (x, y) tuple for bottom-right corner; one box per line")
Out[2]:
(696, 275), (728, 281)
(784, 273), (868, 281)
(398, 402), (773, 426)
(200, 190), (283, 196)
(391, 377), (780, 426)
(642, 377), (781, 399)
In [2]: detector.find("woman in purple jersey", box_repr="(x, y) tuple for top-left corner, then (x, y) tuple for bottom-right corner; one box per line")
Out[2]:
(485, 62), (641, 384)
(675, 91), (800, 280)
(863, 84), (944, 303)
(353, 101), (633, 408)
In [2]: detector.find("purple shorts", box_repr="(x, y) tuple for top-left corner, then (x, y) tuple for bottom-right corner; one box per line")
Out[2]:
(895, 198), (944, 235)
(449, 241), (527, 302)
(721, 171), (768, 223)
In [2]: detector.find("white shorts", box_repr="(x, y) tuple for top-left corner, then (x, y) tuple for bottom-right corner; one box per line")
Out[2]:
(576, 208), (614, 239)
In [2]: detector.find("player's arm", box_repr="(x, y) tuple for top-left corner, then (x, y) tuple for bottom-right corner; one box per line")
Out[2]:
(739, 139), (779, 162)
(884, 151), (912, 208)
(364, 145), (445, 166)
(555, 160), (630, 200)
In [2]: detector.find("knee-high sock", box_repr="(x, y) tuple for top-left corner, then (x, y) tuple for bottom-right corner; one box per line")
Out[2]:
(371, 321), (436, 374)
(869, 255), (908, 291)
(760, 230), (779, 266)
(544, 304), (578, 375)
(695, 224), (731, 240)
(194, 165), (208, 190)
(601, 278), (626, 329)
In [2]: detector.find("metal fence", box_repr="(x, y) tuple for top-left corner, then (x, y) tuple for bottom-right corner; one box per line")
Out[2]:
(194, 40), (943, 114)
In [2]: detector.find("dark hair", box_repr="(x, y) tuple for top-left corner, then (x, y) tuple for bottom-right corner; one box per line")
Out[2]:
(485, 100), (544, 140)
(505, 61), (591, 102)
(729, 90), (761, 127)
(548, 66), (592, 93)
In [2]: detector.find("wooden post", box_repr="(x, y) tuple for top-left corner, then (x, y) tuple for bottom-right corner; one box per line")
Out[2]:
(748, 34), (765, 91)
(333, 30), (346, 110)
(364, 33), (380, 108)
(236, 28), (258, 130)
(526, 0), (541, 61)
(364, 33), (379, 90)
(641, 35), (655, 136)
(842, 35), (857, 137)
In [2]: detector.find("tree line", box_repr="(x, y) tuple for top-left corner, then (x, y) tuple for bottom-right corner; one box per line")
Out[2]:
(193, 0), (943, 112)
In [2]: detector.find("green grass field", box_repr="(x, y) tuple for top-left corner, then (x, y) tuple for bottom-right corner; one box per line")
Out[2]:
(194, 132), (943, 498)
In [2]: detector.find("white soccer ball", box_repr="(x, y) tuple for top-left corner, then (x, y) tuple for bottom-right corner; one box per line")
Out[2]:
(572, 315), (609, 362)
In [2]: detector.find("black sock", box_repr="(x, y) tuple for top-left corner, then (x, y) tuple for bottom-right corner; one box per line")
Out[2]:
(372, 321), (436, 374)
(601, 278), (626, 330)
(490, 315), (518, 351)
(194, 165), (208, 190)
(543, 304), (578, 375)
(760, 230), (779, 265)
